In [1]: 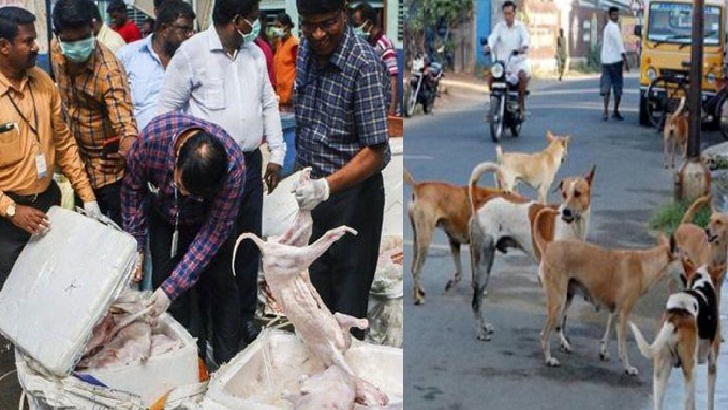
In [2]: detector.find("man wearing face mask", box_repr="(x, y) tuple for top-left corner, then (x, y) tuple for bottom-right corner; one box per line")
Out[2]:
(50, 0), (138, 227)
(122, 112), (246, 365)
(351, 2), (399, 116)
(293, 0), (390, 340)
(118, 0), (195, 131)
(158, 0), (285, 348)
(271, 12), (298, 109)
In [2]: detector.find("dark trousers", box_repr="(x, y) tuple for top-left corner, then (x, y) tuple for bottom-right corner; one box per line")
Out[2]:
(0, 181), (61, 289)
(234, 149), (263, 327)
(148, 208), (241, 364)
(309, 173), (385, 340)
(74, 179), (123, 227)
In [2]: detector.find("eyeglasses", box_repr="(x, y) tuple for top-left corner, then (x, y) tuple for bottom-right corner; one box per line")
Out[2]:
(300, 11), (342, 35)
(172, 24), (195, 35)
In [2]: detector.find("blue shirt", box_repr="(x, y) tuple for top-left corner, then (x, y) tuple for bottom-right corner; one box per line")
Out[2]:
(294, 26), (391, 179)
(117, 36), (166, 131)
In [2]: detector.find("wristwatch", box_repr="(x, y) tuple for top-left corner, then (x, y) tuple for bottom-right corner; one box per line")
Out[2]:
(5, 203), (16, 219)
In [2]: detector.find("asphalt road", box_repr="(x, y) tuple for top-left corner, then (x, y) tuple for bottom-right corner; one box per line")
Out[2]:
(404, 73), (728, 410)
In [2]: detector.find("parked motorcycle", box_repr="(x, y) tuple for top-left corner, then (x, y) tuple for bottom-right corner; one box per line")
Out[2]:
(483, 39), (529, 143)
(405, 53), (444, 117)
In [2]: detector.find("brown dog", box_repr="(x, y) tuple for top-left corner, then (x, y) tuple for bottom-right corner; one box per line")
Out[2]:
(664, 96), (688, 169)
(534, 208), (678, 374)
(630, 261), (719, 410)
(405, 169), (523, 305)
(494, 131), (570, 204)
(673, 194), (728, 291)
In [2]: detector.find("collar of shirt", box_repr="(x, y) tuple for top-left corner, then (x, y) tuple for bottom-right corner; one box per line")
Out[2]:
(0, 67), (36, 96)
(207, 26), (253, 58)
(140, 34), (163, 63)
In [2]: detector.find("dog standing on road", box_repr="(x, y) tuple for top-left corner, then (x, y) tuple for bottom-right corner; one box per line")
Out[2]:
(630, 262), (719, 410)
(663, 96), (688, 169)
(534, 208), (679, 374)
(468, 163), (595, 341)
(494, 131), (570, 204)
(404, 169), (524, 305)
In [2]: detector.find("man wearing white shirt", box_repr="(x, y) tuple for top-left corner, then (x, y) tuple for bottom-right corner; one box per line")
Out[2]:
(485, 0), (530, 118)
(158, 0), (285, 349)
(600, 6), (628, 121)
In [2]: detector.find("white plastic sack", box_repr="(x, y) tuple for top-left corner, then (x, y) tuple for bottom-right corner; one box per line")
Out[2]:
(368, 235), (403, 348)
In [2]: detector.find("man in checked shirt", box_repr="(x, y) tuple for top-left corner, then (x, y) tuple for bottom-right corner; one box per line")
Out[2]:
(122, 112), (246, 364)
(292, 0), (391, 340)
(50, 0), (138, 227)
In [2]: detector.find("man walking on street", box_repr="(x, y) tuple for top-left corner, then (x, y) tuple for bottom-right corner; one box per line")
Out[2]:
(351, 1), (399, 116)
(0, 6), (101, 286)
(600, 6), (628, 121)
(555, 28), (566, 81)
(158, 0), (286, 348)
(122, 112), (246, 365)
(118, 0), (195, 130)
(51, 0), (138, 226)
(293, 0), (391, 340)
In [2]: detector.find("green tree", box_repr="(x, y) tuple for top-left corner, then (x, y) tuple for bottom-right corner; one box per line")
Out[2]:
(407, 0), (474, 69)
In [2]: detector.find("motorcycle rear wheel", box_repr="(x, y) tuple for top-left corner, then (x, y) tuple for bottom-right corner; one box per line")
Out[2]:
(489, 96), (504, 143)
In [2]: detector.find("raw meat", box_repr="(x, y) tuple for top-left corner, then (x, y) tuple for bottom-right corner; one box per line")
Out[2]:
(287, 365), (356, 410)
(235, 170), (389, 407)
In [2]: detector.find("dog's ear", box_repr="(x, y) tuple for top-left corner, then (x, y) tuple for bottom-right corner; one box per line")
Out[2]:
(585, 165), (597, 186)
(553, 179), (564, 193)
(546, 130), (555, 142)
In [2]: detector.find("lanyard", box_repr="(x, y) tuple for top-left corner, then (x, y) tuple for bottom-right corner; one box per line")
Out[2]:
(6, 85), (39, 144)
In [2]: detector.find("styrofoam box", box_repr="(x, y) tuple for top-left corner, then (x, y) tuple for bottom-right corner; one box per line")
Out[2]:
(203, 329), (403, 410)
(0, 207), (198, 407)
(77, 315), (199, 406)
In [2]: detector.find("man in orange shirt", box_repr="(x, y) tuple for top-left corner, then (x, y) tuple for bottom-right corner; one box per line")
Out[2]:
(51, 0), (138, 226)
(0, 6), (99, 286)
(107, 0), (141, 43)
(272, 12), (298, 109)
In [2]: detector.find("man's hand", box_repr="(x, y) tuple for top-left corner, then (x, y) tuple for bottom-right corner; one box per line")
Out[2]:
(119, 135), (137, 159)
(11, 205), (49, 235)
(83, 201), (103, 219)
(292, 177), (330, 211)
(264, 163), (282, 193)
(133, 251), (144, 282)
(147, 288), (170, 317)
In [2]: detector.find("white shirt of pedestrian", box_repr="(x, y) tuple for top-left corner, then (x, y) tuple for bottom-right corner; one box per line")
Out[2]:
(488, 20), (530, 75)
(601, 21), (626, 65)
(157, 26), (286, 165)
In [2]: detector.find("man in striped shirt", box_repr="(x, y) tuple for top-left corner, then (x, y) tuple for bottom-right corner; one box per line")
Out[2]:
(122, 112), (246, 364)
(50, 0), (138, 227)
(352, 1), (399, 116)
(294, 0), (391, 340)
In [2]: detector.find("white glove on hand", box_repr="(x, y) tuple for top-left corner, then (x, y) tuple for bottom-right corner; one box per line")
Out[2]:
(147, 288), (170, 317)
(293, 177), (330, 211)
(83, 201), (103, 219)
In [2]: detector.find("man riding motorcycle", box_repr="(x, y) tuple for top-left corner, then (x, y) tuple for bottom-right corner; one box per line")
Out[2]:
(483, 0), (531, 120)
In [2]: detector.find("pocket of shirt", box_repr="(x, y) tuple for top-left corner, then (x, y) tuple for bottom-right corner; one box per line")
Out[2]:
(0, 130), (24, 166)
(205, 80), (226, 111)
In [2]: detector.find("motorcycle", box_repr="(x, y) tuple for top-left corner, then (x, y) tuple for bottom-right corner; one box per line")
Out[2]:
(405, 53), (444, 117)
(483, 39), (529, 142)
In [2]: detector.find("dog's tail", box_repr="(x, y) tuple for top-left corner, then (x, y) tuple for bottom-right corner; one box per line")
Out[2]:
(629, 321), (674, 359)
(404, 169), (416, 187)
(674, 95), (687, 117)
(534, 208), (558, 259)
(468, 162), (504, 214)
(680, 194), (713, 225)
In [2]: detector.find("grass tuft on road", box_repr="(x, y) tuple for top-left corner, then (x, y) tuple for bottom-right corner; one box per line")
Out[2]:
(649, 200), (711, 235)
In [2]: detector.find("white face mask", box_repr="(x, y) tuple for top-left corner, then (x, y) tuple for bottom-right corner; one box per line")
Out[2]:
(237, 17), (261, 44)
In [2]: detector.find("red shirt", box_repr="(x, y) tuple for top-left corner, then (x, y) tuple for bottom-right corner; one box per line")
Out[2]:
(255, 38), (276, 90)
(114, 20), (141, 44)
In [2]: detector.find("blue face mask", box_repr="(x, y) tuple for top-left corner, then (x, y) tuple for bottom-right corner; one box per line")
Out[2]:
(59, 37), (95, 63)
(238, 18), (261, 44)
(353, 22), (370, 40)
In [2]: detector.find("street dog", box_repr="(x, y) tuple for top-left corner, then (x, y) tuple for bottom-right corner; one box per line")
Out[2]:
(534, 208), (679, 374)
(630, 262), (719, 410)
(673, 194), (728, 293)
(494, 130), (570, 204)
(468, 162), (596, 341)
(663, 96), (688, 169)
(405, 169), (525, 305)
